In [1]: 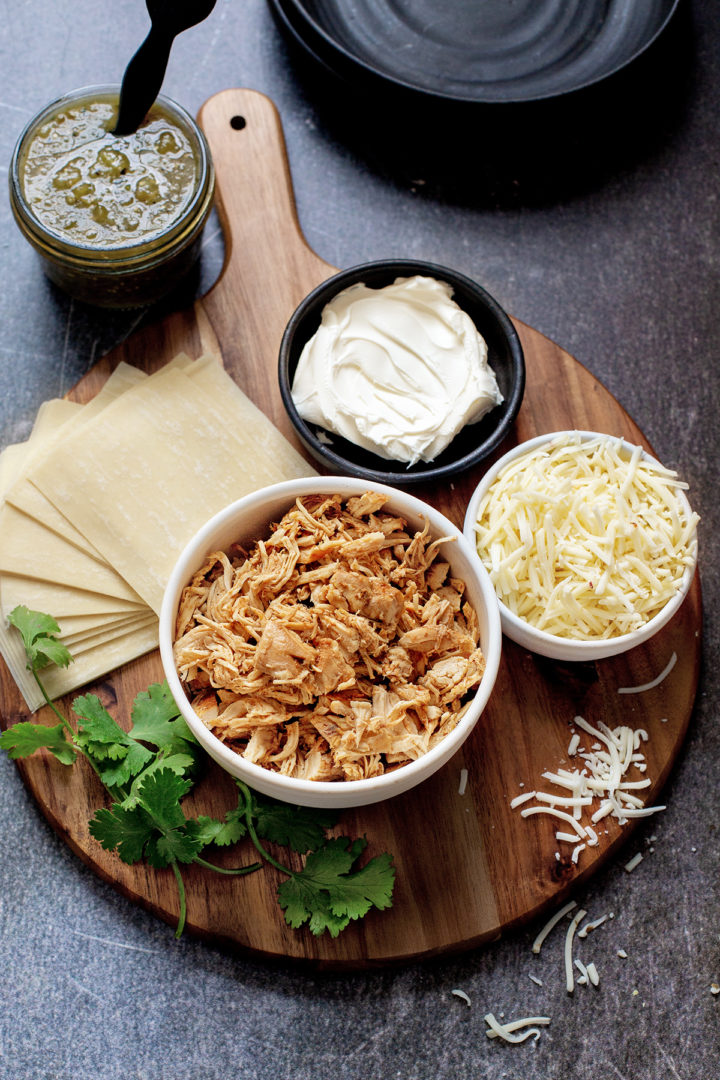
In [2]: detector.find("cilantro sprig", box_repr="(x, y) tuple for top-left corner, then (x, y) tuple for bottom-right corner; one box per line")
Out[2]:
(236, 782), (395, 937)
(0, 606), (395, 939)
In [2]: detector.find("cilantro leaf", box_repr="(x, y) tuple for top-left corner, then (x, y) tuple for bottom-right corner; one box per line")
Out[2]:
(136, 768), (192, 830)
(96, 744), (155, 788)
(134, 769), (206, 868)
(126, 682), (204, 781)
(206, 807), (248, 848)
(184, 815), (228, 846)
(0, 720), (76, 765)
(144, 828), (204, 867)
(7, 606), (72, 672)
(277, 836), (395, 937)
(72, 693), (153, 785)
(280, 883), (352, 937)
(90, 769), (204, 869)
(247, 787), (339, 853)
(89, 803), (155, 864)
(128, 683), (195, 753)
(71, 687), (200, 791)
(118, 752), (198, 810)
(72, 693), (134, 753)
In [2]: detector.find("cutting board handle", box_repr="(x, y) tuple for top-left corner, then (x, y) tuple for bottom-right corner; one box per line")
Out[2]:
(197, 89), (335, 408)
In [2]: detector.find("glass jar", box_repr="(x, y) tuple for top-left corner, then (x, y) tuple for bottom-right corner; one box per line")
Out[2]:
(9, 85), (215, 308)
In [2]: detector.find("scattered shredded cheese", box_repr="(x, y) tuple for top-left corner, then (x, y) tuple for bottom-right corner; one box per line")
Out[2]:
(586, 962), (600, 987)
(458, 768), (468, 796)
(473, 434), (698, 640)
(617, 949), (628, 959)
(528, 974), (543, 986)
(624, 852), (644, 872)
(484, 1013), (551, 1043)
(574, 957), (589, 985)
(571, 843), (586, 864)
(451, 988), (471, 1007)
(520, 805), (587, 838)
(535, 792), (593, 810)
(532, 900), (577, 955)
(617, 651), (677, 694)
(564, 908), (587, 993)
(512, 711), (666, 868)
(578, 914), (608, 938)
(510, 790), (537, 809)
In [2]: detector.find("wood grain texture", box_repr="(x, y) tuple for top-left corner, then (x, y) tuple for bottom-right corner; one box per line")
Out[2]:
(0, 89), (702, 967)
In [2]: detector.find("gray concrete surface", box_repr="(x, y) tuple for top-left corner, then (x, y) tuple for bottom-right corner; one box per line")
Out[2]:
(0, 1), (718, 1077)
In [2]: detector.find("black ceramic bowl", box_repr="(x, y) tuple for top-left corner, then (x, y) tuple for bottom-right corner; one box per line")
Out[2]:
(278, 259), (525, 485)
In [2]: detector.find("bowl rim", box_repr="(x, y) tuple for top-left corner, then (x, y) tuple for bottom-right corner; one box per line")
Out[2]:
(159, 475), (503, 803)
(462, 429), (698, 659)
(277, 258), (525, 485)
(269, 0), (681, 106)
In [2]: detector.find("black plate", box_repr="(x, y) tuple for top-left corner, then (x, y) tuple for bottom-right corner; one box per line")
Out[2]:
(270, 0), (679, 104)
(278, 260), (525, 486)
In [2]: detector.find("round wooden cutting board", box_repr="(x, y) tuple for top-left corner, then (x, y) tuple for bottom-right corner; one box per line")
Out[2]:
(0, 90), (702, 967)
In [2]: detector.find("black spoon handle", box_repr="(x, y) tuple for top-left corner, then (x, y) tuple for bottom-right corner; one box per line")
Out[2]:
(113, 26), (174, 136)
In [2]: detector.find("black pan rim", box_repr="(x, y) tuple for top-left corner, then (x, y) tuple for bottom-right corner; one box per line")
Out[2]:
(269, 0), (681, 105)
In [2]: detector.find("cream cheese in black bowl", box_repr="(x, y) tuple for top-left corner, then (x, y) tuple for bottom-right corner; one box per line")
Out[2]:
(278, 259), (525, 484)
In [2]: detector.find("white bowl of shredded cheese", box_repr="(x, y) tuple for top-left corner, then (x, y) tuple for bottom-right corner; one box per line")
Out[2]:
(463, 431), (699, 661)
(160, 476), (502, 807)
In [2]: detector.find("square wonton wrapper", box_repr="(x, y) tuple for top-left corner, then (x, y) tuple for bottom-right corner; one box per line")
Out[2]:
(30, 362), (315, 614)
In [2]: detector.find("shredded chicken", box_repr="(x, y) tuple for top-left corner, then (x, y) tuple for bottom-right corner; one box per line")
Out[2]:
(173, 493), (486, 781)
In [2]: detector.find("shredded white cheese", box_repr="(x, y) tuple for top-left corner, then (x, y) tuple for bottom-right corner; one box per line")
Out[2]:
(520, 805), (587, 838)
(484, 1013), (551, 1043)
(624, 852), (644, 872)
(458, 768), (468, 796)
(586, 962), (600, 987)
(574, 957), (589, 985)
(451, 988), (471, 1007)
(512, 711), (666, 868)
(571, 843), (586, 864)
(564, 908), (587, 993)
(578, 914), (608, 938)
(617, 651), (678, 694)
(532, 900), (577, 954)
(510, 790), (536, 809)
(473, 433), (698, 640)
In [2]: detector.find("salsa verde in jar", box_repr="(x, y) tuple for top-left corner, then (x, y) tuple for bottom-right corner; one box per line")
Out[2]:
(9, 86), (214, 307)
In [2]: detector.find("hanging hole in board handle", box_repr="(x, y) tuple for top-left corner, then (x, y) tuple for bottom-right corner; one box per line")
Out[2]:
(230, 115), (247, 130)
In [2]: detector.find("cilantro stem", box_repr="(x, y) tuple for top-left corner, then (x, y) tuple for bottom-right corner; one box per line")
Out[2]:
(193, 855), (262, 876)
(170, 860), (187, 939)
(31, 667), (122, 796)
(31, 669), (75, 736)
(236, 780), (292, 877)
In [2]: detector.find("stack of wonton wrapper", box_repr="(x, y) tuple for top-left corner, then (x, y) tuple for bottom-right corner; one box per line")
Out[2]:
(0, 353), (314, 712)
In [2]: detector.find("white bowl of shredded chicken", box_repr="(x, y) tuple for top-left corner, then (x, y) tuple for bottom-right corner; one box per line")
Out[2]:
(159, 477), (502, 807)
(463, 431), (699, 661)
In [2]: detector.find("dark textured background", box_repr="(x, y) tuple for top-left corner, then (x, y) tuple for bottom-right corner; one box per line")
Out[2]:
(0, 1), (718, 1077)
